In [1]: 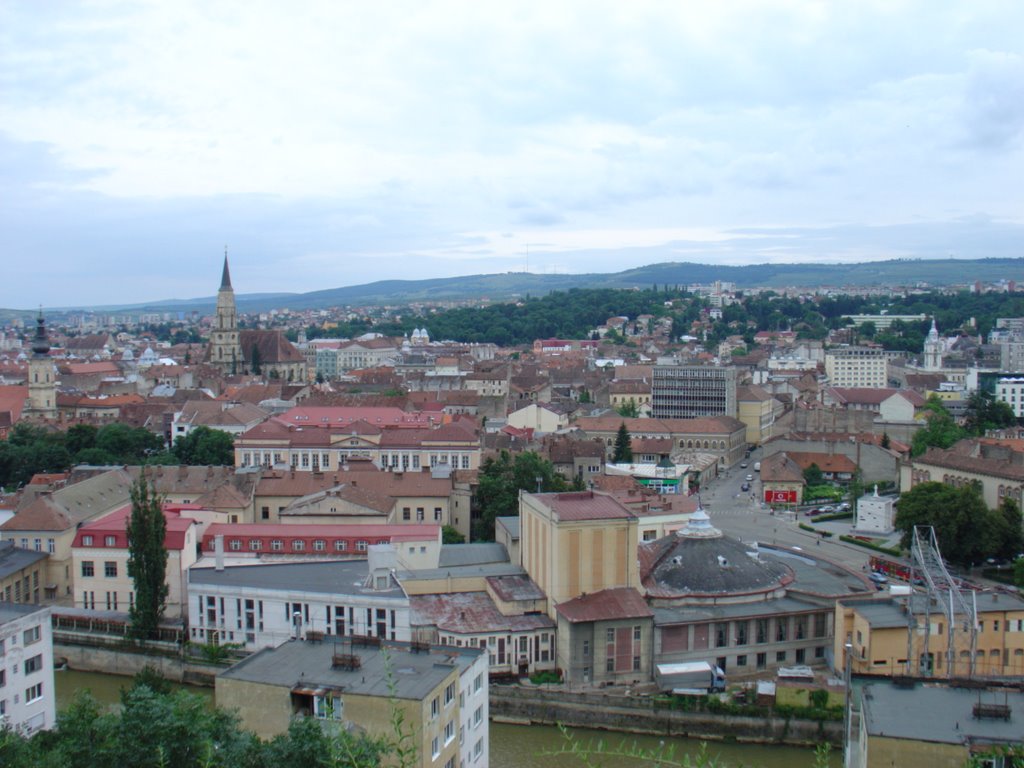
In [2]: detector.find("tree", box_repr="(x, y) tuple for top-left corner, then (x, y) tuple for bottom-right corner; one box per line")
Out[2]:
(880, 432), (891, 449)
(578, 388), (592, 404)
(172, 426), (235, 466)
(441, 525), (465, 544)
(612, 422), (633, 463)
(615, 398), (640, 418)
(803, 463), (824, 486)
(911, 397), (966, 457)
(893, 481), (1017, 568)
(127, 472), (169, 639)
(964, 391), (1017, 435)
(250, 344), (262, 375)
(473, 451), (568, 540)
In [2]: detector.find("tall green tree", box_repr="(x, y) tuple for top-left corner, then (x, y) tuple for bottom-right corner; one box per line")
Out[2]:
(803, 463), (824, 486)
(172, 426), (235, 466)
(473, 450), (568, 540)
(893, 481), (1018, 568)
(127, 472), (169, 639)
(911, 397), (966, 457)
(612, 422), (633, 463)
(963, 391), (1017, 435)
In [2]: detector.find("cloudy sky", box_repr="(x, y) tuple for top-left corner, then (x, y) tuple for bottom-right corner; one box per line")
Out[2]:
(2, 1), (1023, 309)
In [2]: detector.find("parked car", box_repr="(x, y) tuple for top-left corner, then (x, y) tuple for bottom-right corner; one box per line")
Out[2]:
(838, 502), (851, 511)
(806, 507), (824, 516)
(741, 482), (750, 492)
(868, 571), (889, 587)
(820, 505), (835, 513)
(745, 474), (754, 482)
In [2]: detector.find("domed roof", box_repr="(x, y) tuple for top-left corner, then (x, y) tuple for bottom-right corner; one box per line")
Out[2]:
(640, 517), (792, 600)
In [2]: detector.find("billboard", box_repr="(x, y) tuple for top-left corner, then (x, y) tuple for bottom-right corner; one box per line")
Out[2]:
(764, 489), (797, 504)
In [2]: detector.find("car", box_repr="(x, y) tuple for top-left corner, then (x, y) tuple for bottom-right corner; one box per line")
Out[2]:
(745, 474), (753, 482)
(838, 502), (851, 511)
(820, 505), (835, 513)
(806, 507), (823, 516)
(868, 571), (889, 585)
(740, 462), (748, 469)
(741, 482), (750, 492)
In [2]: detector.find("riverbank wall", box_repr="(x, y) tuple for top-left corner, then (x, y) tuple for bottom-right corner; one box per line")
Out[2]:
(55, 640), (226, 687)
(490, 686), (843, 748)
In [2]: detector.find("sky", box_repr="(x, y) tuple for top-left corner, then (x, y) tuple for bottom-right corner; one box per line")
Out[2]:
(2, 1), (1023, 309)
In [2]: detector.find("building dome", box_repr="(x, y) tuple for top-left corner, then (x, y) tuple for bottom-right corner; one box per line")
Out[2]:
(640, 512), (793, 601)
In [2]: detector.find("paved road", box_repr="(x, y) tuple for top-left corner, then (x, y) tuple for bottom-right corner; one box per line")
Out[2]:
(698, 447), (872, 572)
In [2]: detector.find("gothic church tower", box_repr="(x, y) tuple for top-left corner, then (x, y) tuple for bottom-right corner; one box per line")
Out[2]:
(209, 251), (242, 374)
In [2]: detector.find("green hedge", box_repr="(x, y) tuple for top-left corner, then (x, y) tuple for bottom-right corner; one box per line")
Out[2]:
(839, 534), (902, 557)
(798, 522), (833, 538)
(810, 512), (854, 523)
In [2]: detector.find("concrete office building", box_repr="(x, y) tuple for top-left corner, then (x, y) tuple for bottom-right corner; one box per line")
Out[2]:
(651, 366), (737, 420)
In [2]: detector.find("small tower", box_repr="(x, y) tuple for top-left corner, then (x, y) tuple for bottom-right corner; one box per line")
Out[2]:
(923, 318), (942, 371)
(208, 249), (242, 375)
(27, 309), (57, 419)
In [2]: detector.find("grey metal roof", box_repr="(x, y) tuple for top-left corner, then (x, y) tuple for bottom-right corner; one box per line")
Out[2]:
(642, 534), (792, 598)
(438, 543), (509, 568)
(0, 541), (48, 580)
(861, 680), (1024, 745)
(495, 516), (520, 538)
(652, 595), (823, 626)
(396, 563), (526, 583)
(218, 638), (481, 700)
(0, 601), (49, 626)
(189, 559), (406, 599)
(762, 548), (873, 597)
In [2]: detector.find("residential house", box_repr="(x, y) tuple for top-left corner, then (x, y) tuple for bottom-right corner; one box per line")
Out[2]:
(0, 603), (56, 735)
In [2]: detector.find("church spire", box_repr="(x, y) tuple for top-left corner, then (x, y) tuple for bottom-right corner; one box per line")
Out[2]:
(220, 246), (233, 291)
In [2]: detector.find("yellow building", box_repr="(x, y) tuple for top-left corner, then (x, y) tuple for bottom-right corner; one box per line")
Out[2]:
(0, 541), (48, 604)
(736, 384), (783, 446)
(834, 593), (1024, 679)
(216, 638), (490, 768)
(850, 679), (1024, 768)
(519, 491), (639, 619)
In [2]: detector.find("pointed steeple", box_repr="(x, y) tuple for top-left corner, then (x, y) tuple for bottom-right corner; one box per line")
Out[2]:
(220, 247), (233, 291)
(927, 317), (938, 341)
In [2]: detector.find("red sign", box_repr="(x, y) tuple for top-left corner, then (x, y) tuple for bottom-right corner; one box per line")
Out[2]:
(764, 489), (797, 504)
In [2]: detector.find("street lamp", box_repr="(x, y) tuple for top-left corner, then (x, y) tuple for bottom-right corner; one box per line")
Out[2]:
(843, 641), (854, 768)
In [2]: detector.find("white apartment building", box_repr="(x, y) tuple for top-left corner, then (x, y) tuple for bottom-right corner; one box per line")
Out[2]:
(0, 603), (55, 735)
(824, 347), (888, 388)
(996, 377), (1024, 418)
(187, 549), (411, 651)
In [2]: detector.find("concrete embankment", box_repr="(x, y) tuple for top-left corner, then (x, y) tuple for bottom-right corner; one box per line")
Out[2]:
(490, 686), (842, 748)
(56, 641), (225, 687)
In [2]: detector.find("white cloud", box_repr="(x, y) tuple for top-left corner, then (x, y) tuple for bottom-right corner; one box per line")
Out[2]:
(1, 1), (1023, 306)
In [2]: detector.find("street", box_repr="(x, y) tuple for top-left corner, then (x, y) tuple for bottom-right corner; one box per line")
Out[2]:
(699, 447), (872, 572)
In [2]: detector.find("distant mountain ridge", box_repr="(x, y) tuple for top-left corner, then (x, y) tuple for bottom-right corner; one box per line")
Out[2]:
(15, 257), (1024, 317)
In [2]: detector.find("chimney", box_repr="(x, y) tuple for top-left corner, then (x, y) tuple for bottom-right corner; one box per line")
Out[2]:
(214, 534), (224, 572)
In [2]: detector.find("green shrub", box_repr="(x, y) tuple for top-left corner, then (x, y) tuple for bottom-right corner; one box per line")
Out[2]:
(529, 670), (562, 685)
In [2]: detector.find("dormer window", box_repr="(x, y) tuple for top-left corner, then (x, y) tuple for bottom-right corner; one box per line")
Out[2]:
(82, 535), (93, 546)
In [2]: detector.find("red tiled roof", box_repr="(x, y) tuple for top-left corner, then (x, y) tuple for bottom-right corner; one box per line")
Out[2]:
(539, 491), (635, 522)
(73, 504), (195, 550)
(556, 587), (652, 623)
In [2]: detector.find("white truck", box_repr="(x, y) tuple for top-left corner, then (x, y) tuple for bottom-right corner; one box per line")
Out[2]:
(655, 661), (727, 693)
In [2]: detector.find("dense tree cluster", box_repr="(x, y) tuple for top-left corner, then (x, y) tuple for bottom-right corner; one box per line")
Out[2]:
(0, 678), (390, 768)
(0, 422), (237, 491)
(911, 394), (1017, 458)
(894, 482), (1024, 568)
(473, 450), (573, 540)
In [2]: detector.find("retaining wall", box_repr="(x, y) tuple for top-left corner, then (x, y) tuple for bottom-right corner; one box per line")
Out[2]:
(56, 642), (224, 687)
(490, 686), (842, 747)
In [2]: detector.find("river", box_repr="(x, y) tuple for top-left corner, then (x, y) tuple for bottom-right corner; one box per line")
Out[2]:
(55, 669), (833, 767)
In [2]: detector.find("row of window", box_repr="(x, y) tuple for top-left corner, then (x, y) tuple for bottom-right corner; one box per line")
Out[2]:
(15, 537), (55, 553)
(225, 537), (383, 553)
(80, 535), (117, 547)
(80, 561), (118, 578)
(1, 571), (39, 604)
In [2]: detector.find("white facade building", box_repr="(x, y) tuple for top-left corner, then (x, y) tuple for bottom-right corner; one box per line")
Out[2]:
(824, 347), (888, 389)
(187, 549), (411, 650)
(855, 487), (897, 535)
(996, 377), (1024, 418)
(0, 603), (55, 735)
